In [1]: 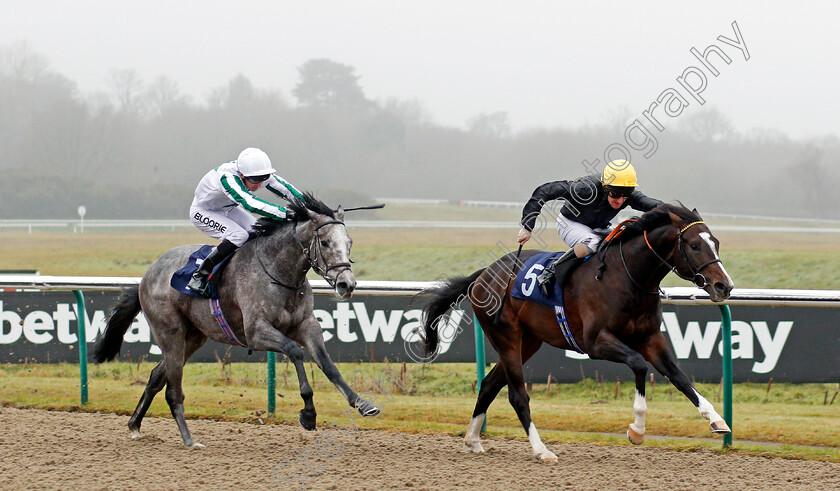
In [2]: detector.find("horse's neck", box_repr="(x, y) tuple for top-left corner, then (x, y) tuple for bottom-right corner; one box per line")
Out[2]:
(259, 223), (312, 281)
(621, 227), (676, 292)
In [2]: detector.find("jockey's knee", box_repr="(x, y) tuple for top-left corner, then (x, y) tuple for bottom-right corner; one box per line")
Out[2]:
(225, 230), (250, 247)
(573, 242), (596, 257)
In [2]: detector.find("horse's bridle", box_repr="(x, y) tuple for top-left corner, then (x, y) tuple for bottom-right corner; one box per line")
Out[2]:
(639, 220), (722, 289)
(256, 219), (352, 290)
(297, 219), (352, 286)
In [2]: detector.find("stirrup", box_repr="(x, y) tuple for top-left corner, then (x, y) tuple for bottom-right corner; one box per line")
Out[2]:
(537, 270), (554, 296)
(187, 274), (211, 298)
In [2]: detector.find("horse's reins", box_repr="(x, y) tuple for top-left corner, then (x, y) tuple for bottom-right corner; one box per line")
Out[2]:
(618, 220), (720, 294)
(645, 221), (721, 288)
(257, 219), (352, 290)
(255, 203), (384, 290)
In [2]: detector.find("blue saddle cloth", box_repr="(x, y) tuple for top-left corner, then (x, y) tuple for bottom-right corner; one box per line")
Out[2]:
(511, 251), (585, 353)
(170, 245), (231, 299)
(511, 252), (566, 307)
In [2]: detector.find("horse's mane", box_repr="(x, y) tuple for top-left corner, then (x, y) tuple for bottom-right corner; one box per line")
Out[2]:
(621, 202), (701, 238)
(252, 192), (335, 236)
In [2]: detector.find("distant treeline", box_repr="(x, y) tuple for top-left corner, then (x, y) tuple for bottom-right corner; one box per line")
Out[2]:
(1, 44), (838, 219)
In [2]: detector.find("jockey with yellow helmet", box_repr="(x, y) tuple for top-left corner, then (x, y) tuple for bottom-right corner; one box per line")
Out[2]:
(517, 160), (662, 294)
(187, 147), (303, 297)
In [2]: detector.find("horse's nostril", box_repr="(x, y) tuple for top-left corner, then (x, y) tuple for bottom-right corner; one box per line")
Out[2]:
(337, 281), (349, 291)
(715, 281), (727, 293)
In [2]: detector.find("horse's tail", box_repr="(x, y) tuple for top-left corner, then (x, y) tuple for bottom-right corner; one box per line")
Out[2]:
(420, 268), (486, 355)
(93, 286), (141, 363)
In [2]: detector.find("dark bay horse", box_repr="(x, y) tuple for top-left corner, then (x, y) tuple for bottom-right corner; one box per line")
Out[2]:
(421, 203), (734, 460)
(94, 193), (379, 447)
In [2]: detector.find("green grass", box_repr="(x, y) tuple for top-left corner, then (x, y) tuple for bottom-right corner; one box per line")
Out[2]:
(3, 207), (840, 462)
(2, 362), (839, 462)
(4, 227), (840, 288)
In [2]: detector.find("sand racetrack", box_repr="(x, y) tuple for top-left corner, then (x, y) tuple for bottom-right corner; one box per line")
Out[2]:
(1, 407), (838, 490)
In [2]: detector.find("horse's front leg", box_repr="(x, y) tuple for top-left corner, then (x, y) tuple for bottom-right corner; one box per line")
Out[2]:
(297, 316), (380, 418)
(644, 334), (731, 434)
(587, 330), (650, 445)
(247, 320), (317, 430)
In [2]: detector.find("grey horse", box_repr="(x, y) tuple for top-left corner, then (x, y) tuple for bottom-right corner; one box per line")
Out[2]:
(93, 193), (379, 447)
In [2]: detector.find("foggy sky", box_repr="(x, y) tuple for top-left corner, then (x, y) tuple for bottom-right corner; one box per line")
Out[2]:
(2, 0), (839, 139)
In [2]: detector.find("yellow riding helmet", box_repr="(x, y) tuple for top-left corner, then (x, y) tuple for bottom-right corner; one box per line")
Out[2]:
(601, 160), (638, 187)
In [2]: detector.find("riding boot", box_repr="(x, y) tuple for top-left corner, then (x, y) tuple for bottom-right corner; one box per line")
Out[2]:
(536, 248), (576, 297)
(187, 239), (238, 297)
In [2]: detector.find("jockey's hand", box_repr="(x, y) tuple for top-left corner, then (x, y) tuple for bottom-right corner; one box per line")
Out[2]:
(285, 210), (296, 221)
(517, 228), (531, 245)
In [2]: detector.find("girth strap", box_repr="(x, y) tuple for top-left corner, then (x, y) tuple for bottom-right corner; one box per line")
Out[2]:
(210, 298), (247, 347)
(555, 289), (584, 354)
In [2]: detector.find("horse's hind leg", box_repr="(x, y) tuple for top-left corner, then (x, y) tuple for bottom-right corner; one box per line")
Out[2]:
(498, 340), (557, 461)
(465, 332), (542, 454)
(127, 329), (207, 440)
(464, 363), (506, 453)
(128, 360), (167, 439)
(587, 330), (651, 445)
(644, 335), (730, 434)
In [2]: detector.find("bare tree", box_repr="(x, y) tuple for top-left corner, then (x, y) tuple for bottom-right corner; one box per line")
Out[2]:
(468, 111), (511, 138)
(108, 68), (145, 115)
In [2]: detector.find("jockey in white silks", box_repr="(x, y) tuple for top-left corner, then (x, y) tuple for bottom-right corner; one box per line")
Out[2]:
(187, 147), (302, 297)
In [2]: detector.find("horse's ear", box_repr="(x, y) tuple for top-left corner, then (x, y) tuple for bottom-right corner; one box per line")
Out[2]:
(668, 211), (683, 225)
(336, 205), (345, 221)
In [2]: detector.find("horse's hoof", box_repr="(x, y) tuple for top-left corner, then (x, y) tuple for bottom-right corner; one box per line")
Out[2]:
(299, 413), (317, 431)
(627, 426), (645, 445)
(536, 451), (558, 462)
(129, 430), (142, 440)
(355, 399), (380, 418)
(710, 420), (731, 434)
(463, 440), (485, 454)
(187, 441), (205, 449)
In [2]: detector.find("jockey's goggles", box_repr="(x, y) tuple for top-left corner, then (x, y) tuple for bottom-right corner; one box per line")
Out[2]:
(245, 174), (271, 182)
(605, 186), (634, 199)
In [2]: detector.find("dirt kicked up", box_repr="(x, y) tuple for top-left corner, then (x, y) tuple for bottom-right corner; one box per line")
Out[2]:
(1, 407), (838, 490)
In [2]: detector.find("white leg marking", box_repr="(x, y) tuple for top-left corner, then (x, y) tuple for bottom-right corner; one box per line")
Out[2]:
(464, 414), (486, 453)
(130, 429), (143, 440)
(694, 389), (723, 422)
(699, 232), (734, 285)
(629, 389), (647, 435)
(528, 422), (557, 461)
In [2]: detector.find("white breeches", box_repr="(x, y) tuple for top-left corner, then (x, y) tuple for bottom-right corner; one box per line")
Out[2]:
(189, 205), (255, 247)
(556, 217), (605, 251)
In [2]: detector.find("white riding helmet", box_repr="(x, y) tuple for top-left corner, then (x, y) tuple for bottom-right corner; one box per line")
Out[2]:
(236, 148), (276, 177)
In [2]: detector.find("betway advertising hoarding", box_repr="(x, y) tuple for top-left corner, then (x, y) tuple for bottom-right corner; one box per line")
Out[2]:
(1, 291), (838, 383)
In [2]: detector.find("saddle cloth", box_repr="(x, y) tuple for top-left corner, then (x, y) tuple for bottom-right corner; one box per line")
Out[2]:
(511, 251), (584, 307)
(169, 245), (233, 299)
(511, 251), (586, 353)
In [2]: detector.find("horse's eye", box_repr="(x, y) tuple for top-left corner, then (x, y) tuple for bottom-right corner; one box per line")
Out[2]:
(690, 243), (700, 251)
(320, 240), (329, 248)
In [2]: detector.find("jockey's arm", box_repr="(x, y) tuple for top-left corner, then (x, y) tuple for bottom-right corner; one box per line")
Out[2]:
(220, 174), (292, 220)
(520, 180), (573, 233)
(265, 175), (304, 203)
(627, 191), (663, 212)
